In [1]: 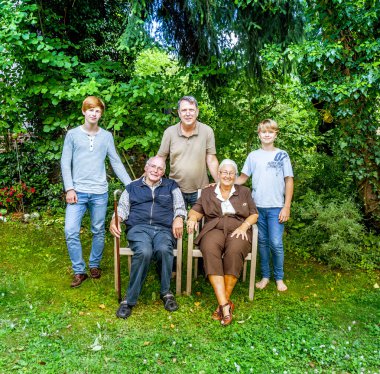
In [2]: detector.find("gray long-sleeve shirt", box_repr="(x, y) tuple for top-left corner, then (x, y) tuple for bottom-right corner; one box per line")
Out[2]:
(61, 126), (131, 194)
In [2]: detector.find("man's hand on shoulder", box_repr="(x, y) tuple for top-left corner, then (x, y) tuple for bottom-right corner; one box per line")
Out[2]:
(172, 216), (184, 239)
(203, 183), (216, 189)
(66, 189), (77, 204)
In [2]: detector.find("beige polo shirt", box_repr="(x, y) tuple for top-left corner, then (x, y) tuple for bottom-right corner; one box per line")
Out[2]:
(157, 121), (217, 193)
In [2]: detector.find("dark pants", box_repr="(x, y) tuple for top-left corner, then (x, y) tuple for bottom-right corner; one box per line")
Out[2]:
(125, 224), (175, 305)
(182, 191), (199, 210)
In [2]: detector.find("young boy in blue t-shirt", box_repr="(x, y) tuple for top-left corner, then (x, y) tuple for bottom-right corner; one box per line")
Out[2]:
(236, 119), (293, 291)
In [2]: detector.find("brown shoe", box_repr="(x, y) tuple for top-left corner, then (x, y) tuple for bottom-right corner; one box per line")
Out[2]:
(228, 299), (235, 313)
(212, 300), (234, 321)
(90, 268), (101, 279)
(70, 273), (88, 288)
(220, 303), (233, 326)
(212, 306), (222, 320)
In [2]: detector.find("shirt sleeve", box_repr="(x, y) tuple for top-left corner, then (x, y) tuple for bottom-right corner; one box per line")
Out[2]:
(206, 127), (217, 155)
(241, 153), (253, 177)
(113, 190), (130, 222)
(157, 129), (170, 158)
(246, 189), (258, 215)
(172, 187), (187, 220)
(107, 133), (132, 187)
(282, 152), (294, 178)
(191, 193), (205, 216)
(60, 132), (74, 192)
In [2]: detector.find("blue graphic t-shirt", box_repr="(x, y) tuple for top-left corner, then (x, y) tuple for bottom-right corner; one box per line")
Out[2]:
(241, 149), (293, 208)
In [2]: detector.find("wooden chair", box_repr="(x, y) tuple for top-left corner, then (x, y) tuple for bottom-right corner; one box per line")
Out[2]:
(186, 215), (258, 301)
(113, 190), (183, 302)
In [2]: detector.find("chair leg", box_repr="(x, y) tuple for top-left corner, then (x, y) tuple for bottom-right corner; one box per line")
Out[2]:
(242, 261), (247, 282)
(249, 261), (255, 301)
(249, 225), (259, 301)
(128, 256), (132, 274)
(193, 258), (198, 279)
(186, 233), (194, 295)
(176, 238), (182, 296)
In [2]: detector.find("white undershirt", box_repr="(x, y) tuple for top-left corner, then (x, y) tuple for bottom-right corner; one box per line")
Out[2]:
(80, 126), (100, 152)
(215, 183), (236, 215)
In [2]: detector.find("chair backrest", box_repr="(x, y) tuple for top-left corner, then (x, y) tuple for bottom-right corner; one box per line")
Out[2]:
(195, 188), (204, 232)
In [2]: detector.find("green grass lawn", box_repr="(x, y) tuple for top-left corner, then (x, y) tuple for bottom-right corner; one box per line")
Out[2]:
(0, 221), (379, 373)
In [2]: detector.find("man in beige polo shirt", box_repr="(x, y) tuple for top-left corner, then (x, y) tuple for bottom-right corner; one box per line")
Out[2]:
(157, 96), (219, 208)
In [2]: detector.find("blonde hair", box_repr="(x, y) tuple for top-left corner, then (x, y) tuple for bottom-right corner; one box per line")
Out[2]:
(82, 96), (105, 113)
(257, 118), (279, 133)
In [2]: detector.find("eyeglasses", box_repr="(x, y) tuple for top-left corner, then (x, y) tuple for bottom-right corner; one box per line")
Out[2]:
(148, 164), (164, 172)
(219, 171), (236, 176)
(180, 109), (196, 114)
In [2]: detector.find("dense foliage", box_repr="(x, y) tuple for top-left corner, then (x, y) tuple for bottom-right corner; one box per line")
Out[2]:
(262, 0), (380, 228)
(0, 0), (379, 268)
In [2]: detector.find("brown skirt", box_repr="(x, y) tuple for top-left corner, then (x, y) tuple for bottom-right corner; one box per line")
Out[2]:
(198, 216), (251, 278)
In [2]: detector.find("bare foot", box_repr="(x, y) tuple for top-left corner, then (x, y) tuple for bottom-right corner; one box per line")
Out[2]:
(255, 278), (270, 289)
(276, 280), (288, 291)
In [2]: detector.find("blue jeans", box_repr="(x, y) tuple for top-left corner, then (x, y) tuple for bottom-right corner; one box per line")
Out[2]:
(125, 224), (175, 305)
(64, 192), (108, 274)
(182, 191), (198, 210)
(257, 207), (285, 281)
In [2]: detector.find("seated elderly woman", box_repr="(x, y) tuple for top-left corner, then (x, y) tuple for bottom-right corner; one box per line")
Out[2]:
(187, 159), (258, 326)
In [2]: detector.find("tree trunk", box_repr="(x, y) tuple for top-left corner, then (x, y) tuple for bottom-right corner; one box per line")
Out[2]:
(358, 178), (380, 231)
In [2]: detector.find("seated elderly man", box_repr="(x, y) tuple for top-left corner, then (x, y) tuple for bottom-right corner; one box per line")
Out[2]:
(110, 156), (186, 319)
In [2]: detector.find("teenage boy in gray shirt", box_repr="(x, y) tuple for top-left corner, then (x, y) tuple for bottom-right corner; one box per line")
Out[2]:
(61, 96), (132, 288)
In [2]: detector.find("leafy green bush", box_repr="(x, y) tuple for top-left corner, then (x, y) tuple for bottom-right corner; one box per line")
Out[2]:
(39, 183), (66, 214)
(288, 191), (379, 270)
(358, 232), (380, 271)
(293, 153), (356, 200)
(0, 141), (63, 212)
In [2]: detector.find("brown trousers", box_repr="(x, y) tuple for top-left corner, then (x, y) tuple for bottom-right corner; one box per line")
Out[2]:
(199, 216), (251, 278)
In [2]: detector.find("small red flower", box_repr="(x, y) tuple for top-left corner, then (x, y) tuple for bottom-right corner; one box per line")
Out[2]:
(30, 187), (36, 193)
(6, 198), (11, 202)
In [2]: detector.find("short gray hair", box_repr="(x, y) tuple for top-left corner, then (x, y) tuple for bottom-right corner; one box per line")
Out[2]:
(146, 157), (154, 166)
(218, 159), (238, 175)
(145, 156), (163, 166)
(177, 96), (198, 109)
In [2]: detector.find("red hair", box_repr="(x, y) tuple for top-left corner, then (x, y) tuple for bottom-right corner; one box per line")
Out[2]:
(82, 96), (105, 113)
